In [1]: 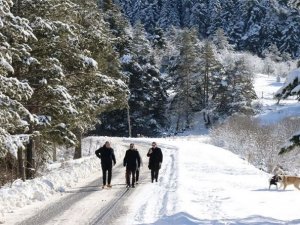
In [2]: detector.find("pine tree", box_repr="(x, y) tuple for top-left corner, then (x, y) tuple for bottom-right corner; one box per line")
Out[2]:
(168, 28), (200, 130)
(13, 0), (129, 161)
(95, 21), (168, 137)
(0, 0), (35, 158)
(214, 58), (257, 118)
(199, 41), (223, 126)
(212, 28), (232, 51)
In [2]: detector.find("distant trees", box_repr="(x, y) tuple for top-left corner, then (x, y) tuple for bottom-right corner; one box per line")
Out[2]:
(115, 0), (300, 58)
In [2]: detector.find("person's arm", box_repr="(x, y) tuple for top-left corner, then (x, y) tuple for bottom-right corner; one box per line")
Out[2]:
(159, 148), (163, 163)
(123, 151), (128, 167)
(111, 149), (116, 165)
(95, 148), (101, 159)
(147, 148), (152, 157)
(137, 150), (141, 168)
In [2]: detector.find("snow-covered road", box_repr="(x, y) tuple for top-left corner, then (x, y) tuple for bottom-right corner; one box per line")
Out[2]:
(3, 137), (300, 225)
(116, 137), (300, 225)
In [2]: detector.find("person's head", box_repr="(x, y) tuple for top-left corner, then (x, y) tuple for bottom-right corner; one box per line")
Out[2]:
(129, 143), (135, 149)
(105, 141), (111, 148)
(152, 142), (157, 148)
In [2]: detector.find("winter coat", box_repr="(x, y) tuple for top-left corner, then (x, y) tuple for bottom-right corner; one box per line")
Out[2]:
(147, 147), (163, 170)
(123, 149), (141, 170)
(95, 145), (116, 169)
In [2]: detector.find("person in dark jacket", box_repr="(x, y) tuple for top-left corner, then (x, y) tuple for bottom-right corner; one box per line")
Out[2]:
(123, 143), (141, 188)
(95, 141), (116, 188)
(135, 149), (142, 184)
(147, 142), (163, 183)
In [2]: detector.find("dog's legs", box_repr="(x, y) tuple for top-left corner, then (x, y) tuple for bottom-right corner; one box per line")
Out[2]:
(283, 184), (287, 190)
(294, 184), (300, 190)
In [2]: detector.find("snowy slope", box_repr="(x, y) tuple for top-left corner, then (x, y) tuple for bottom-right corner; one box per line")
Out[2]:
(253, 73), (300, 124)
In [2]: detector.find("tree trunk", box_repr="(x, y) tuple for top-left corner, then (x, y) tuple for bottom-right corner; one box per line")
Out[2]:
(127, 105), (132, 137)
(17, 148), (26, 181)
(53, 143), (57, 162)
(73, 129), (82, 159)
(26, 137), (36, 179)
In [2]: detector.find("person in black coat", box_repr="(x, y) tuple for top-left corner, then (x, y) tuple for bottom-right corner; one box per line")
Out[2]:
(135, 149), (142, 184)
(95, 141), (116, 188)
(123, 143), (141, 188)
(147, 142), (163, 183)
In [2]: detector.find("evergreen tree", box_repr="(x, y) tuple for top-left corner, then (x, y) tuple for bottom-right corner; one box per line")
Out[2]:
(199, 41), (223, 126)
(125, 22), (168, 136)
(0, 0), (35, 157)
(95, 21), (168, 137)
(212, 28), (232, 51)
(14, 0), (128, 161)
(214, 58), (257, 118)
(168, 28), (200, 130)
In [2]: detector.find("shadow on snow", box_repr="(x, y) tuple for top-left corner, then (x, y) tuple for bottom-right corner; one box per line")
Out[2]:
(137, 212), (299, 225)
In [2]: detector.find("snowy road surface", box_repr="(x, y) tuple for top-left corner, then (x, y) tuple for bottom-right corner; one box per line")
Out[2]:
(3, 137), (300, 224)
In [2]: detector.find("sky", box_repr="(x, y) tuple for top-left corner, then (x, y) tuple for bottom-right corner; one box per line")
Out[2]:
(1, 73), (300, 224)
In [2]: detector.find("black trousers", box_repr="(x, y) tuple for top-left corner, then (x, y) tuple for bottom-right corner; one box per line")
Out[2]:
(136, 169), (140, 182)
(151, 169), (159, 182)
(126, 169), (136, 186)
(101, 165), (112, 185)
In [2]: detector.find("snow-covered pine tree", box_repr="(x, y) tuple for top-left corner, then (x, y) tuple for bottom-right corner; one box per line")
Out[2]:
(212, 28), (232, 51)
(199, 41), (223, 126)
(158, 0), (181, 29)
(114, 0), (300, 58)
(14, 0), (128, 161)
(128, 22), (168, 136)
(214, 58), (257, 118)
(275, 63), (300, 154)
(275, 66), (300, 101)
(0, 0), (35, 159)
(168, 28), (200, 130)
(96, 21), (168, 137)
(14, 0), (84, 164)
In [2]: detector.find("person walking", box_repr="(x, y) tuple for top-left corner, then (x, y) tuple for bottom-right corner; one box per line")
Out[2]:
(135, 149), (142, 184)
(95, 141), (116, 188)
(123, 143), (141, 188)
(147, 142), (163, 183)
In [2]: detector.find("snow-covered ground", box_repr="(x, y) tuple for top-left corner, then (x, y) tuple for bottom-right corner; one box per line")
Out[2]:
(118, 137), (300, 225)
(253, 74), (300, 124)
(2, 73), (300, 224)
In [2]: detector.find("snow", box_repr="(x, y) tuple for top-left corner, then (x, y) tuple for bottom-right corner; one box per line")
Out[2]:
(2, 73), (300, 224)
(0, 56), (14, 73)
(276, 69), (300, 96)
(121, 54), (133, 64)
(253, 73), (300, 125)
(80, 55), (98, 69)
(117, 137), (300, 225)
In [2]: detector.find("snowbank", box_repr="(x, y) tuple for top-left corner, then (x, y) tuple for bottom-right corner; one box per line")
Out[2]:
(0, 136), (130, 223)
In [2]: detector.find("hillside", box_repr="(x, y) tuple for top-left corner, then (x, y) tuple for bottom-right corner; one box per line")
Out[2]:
(114, 0), (300, 57)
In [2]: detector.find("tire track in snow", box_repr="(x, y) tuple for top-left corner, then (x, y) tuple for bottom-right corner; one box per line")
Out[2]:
(120, 143), (178, 224)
